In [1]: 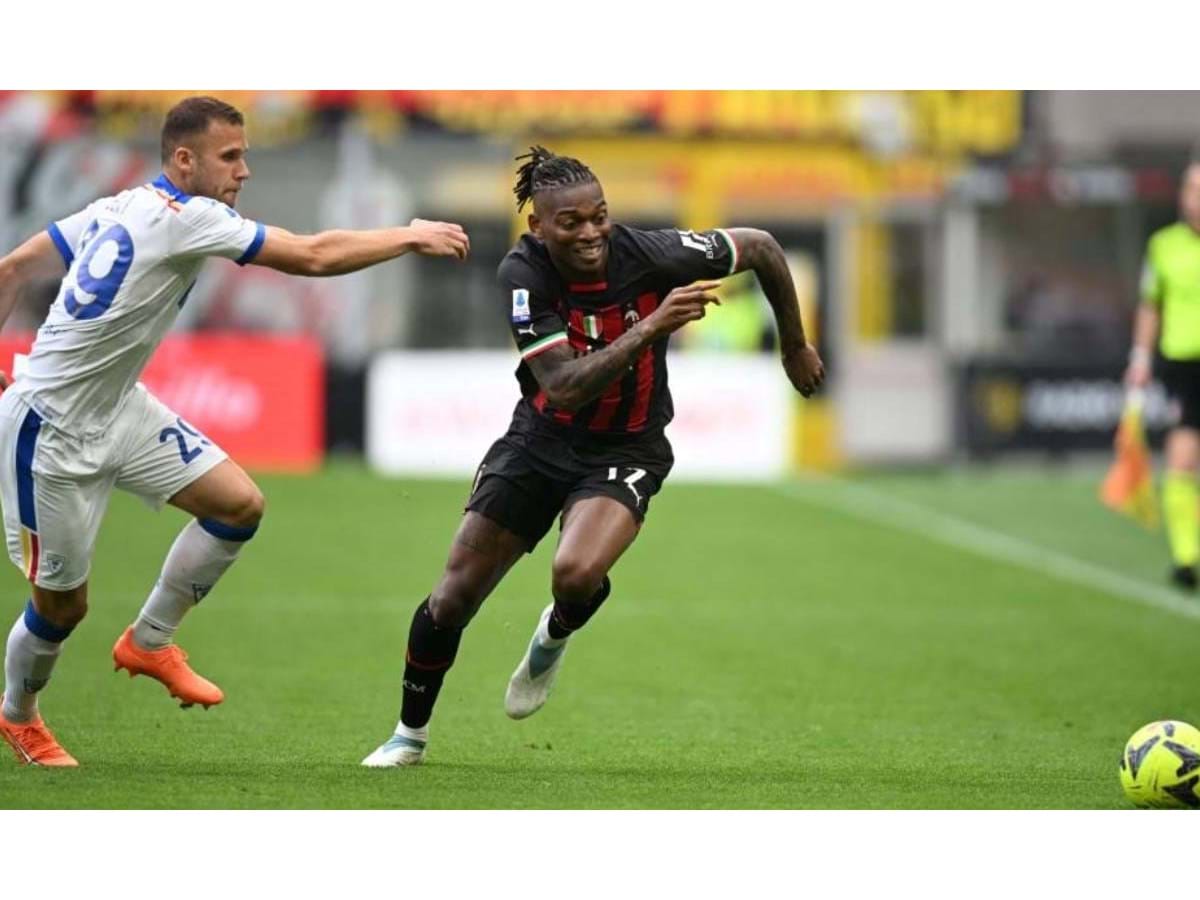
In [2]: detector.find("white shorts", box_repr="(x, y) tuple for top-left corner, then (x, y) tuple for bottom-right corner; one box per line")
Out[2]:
(0, 384), (228, 590)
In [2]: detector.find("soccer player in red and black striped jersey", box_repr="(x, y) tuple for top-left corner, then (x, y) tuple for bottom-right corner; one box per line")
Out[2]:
(362, 147), (824, 767)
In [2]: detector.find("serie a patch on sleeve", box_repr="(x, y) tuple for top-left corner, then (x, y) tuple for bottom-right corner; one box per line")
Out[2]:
(512, 288), (531, 323)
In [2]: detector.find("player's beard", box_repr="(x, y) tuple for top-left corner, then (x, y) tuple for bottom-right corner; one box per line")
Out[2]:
(193, 164), (237, 208)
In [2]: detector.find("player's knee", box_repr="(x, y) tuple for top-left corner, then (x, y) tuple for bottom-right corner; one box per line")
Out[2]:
(34, 593), (87, 630)
(551, 556), (606, 605)
(228, 485), (265, 529)
(60, 600), (88, 629)
(236, 487), (265, 528)
(198, 485), (263, 542)
(428, 577), (483, 629)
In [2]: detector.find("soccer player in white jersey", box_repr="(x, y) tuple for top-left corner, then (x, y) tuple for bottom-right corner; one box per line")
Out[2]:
(0, 96), (470, 766)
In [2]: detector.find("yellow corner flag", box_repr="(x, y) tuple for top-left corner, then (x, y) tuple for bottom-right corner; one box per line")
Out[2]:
(1100, 389), (1159, 529)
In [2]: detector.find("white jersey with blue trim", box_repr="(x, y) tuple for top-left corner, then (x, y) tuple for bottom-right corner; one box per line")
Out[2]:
(12, 173), (266, 437)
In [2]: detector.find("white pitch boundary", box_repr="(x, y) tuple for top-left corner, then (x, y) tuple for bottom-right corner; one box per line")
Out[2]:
(773, 477), (1200, 624)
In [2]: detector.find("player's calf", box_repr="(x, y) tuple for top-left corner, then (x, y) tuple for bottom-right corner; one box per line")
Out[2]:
(360, 597), (463, 767)
(391, 560), (492, 727)
(3, 597), (78, 731)
(399, 597), (465, 727)
(361, 512), (526, 767)
(130, 516), (258, 653)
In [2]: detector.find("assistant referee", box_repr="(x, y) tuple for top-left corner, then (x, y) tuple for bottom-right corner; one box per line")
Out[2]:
(1126, 162), (1200, 591)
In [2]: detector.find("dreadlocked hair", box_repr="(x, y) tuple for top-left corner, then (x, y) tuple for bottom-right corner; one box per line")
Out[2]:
(513, 145), (598, 212)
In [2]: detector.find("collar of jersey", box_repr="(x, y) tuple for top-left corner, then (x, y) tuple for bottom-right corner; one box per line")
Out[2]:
(151, 173), (193, 203)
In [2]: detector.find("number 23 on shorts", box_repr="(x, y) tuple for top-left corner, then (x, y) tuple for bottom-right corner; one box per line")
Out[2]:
(159, 417), (211, 464)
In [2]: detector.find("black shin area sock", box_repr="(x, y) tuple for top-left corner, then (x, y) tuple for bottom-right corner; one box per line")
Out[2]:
(400, 598), (464, 729)
(548, 576), (612, 641)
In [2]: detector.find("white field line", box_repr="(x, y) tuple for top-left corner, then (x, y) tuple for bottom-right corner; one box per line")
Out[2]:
(773, 478), (1200, 624)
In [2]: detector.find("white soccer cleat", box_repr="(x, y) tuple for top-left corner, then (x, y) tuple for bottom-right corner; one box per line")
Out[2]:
(361, 731), (427, 768)
(505, 604), (568, 720)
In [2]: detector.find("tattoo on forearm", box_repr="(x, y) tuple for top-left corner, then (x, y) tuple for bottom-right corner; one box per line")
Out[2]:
(531, 325), (654, 409)
(758, 252), (805, 346)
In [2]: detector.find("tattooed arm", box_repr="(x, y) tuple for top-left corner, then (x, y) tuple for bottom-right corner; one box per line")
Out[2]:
(527, 282), (720, 411)
(724, 227), (824, 397)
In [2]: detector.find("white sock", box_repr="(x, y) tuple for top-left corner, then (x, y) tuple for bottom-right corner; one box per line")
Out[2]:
(537, 612), (568, 649)
(3, 604), (68, 723)
(133, 519), (253, 650)
(391, 721), (428, 744)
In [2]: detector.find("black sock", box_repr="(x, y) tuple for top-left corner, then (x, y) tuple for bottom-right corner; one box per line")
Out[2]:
(400, 598), (464, 729)
(548, 576), (612, 640)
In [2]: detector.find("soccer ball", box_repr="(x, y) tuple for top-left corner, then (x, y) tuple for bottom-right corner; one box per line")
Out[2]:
(1119, 720), (1200, 809)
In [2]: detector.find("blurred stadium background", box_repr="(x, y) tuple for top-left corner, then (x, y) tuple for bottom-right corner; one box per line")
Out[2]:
(3, 90), (1199, 808)
(1, 89), (1188, 471)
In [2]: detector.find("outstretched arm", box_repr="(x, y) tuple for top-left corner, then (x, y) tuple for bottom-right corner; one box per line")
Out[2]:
(724, 227), (824, 397)
(0, 231), (65, 330)
(0, 231), (67, 387)
(527, 282), (720, 411)
(252, 218), (470, 277)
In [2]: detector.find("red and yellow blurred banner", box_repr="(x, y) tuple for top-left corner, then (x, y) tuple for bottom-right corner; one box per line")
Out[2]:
(35, 90), (1024, 156)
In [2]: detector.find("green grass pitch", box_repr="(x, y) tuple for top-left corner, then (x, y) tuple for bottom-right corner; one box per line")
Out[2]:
(0, 461), (1194, 808)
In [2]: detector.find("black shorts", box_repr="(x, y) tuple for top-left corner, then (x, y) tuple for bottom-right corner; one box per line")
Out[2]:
(1160, 358), (1200, 429)
(464, 415), (674, 551)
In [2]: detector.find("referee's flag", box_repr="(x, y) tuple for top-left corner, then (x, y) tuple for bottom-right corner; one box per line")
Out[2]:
(1100, 390), (1159, 529)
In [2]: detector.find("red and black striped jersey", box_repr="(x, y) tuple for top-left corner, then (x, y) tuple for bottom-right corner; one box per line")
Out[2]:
(498, 224), (739, 437)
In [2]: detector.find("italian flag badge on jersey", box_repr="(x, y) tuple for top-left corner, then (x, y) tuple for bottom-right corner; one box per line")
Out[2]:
(583, 315), (602, 339)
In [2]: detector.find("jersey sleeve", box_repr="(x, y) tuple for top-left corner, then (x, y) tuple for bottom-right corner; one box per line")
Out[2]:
(498, 257), (569, 361)
(46, 203), (98, 268)
(172, 198), (266, 266)
(629, 227), (740, 286)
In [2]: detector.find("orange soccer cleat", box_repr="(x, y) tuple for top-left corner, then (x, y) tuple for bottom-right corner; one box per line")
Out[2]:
(0, 704), (78, 767)
(112, 627), (224, 709)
